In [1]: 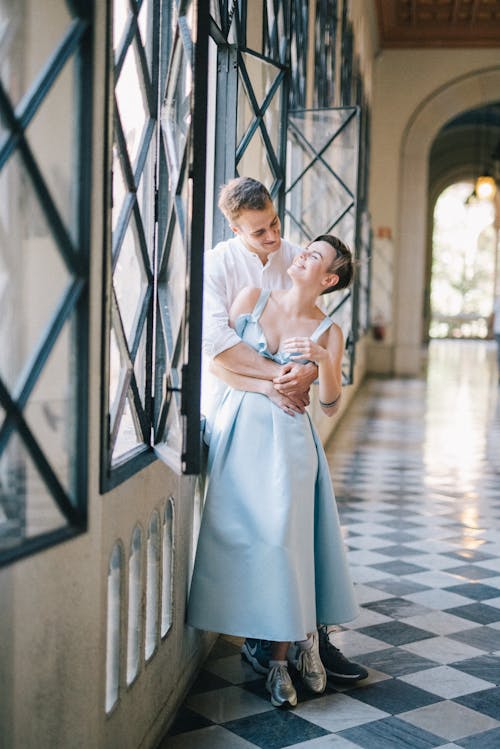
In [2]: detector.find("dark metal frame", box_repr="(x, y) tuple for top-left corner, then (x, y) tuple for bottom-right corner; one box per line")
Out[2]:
(209, 0), (290, 244)
(285, 105), (361, 384)
(0, 2), (93, 566)
(340, 3), (354, 107)
(314, 0), (338, 107)
(100, 0), (160, 490)
(153, 0), (209, 474)
(101, 0), (209, 487)
(289, 0), (308, 109)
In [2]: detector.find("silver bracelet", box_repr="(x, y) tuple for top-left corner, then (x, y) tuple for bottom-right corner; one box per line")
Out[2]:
(319, 393), (341, 407)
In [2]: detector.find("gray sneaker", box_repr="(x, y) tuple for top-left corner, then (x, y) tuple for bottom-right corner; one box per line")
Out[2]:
(288, 631), (327, 694)
(266, 663), (298, 708)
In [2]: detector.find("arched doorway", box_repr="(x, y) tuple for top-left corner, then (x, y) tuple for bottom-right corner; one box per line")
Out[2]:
(396, 67), (500, 374)
(428, 181), (496, 340)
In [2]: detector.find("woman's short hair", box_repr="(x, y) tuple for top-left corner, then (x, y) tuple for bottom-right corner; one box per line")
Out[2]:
(311, 234), (354, 294)
(218, 177), (273, 223)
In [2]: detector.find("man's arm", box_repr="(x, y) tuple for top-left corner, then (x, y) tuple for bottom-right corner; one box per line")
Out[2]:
(203, 250), (311, 402)
(214, 341), (281, 379)
(210, 361), (303, 415)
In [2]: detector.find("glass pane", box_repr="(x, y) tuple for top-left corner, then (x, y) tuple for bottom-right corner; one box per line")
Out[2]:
(156, 147), (170, 253)
(24, 318), (76, 501)
(158, 220), (186, 357)
(154, 298), (182, 432)
(136, 132), (156, 263)
(263, 88), (281, 160)
(322, 130), (359, 196)
(180, 1), (194, 34)
(138, 0), (154, 74)
(114, 0), (131, 52)
(163, 391), (182, 454)
(237, 126), (274, 190)
(161, 498), (174, 637)
(288, 110), (356, 183)
(264, 1), (286, 63)
(127, 526), (142, 685)
(0, 151), (71, 393)
(329, 209), (356, 250)
(134, 324), (148, 409)
(105, 543), (122, 713)
(112, 391), (143, 462)
(161, 36), (192, 182)
(112, 142), (128, 232)
(237, 75), (255, 146)
(0, 0), (72, 108)
(114, 216), (148, 347)
(26, 57), (78, 244)
(116, 38), (149, 167)
(286, 158), (352, 240)
(109, 324), (127, 417)
(145, 511), (159, 660)
(0, 433), (67, 554)
(241, 52), (280, 111)
(298, 109), (352, 150)
(209, 0), (222, 28)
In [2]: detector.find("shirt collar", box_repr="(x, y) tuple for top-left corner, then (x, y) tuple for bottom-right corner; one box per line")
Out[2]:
(233, 235), (283, 265)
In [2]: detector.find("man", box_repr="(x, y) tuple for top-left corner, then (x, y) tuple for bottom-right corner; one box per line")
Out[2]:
(202, 176), (368, 686)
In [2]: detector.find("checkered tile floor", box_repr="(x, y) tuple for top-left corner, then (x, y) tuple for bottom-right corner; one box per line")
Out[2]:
(162, 340), (500, 749)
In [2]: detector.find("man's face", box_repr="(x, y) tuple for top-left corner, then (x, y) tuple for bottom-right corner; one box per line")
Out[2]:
(231, 202), (281, 258)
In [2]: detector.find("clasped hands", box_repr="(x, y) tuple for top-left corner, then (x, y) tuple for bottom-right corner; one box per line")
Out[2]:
(270, 337), (327, 416)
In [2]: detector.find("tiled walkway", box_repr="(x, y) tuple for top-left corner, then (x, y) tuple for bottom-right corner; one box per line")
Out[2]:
(164, 340), (500, 749)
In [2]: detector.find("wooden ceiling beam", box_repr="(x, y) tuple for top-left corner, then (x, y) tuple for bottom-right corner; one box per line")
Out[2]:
(375, 0), (500, 48)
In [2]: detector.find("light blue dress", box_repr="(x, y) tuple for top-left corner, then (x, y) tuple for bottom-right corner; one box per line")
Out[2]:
(188, 290), (359, 641)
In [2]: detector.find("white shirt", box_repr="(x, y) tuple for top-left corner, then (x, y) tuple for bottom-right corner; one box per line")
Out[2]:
(201, 234), (302, 421)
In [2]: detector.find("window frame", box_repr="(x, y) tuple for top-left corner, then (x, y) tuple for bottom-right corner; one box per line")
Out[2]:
(100, 0), (209, 490)
(0, 2), (93, 567)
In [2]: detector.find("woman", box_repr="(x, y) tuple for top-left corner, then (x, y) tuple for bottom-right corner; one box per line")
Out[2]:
(188, 235), (359, 707)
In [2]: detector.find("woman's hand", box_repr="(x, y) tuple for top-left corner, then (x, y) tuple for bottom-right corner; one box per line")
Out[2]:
(281, 337), (329, 365)
(264, 382), (304, 416)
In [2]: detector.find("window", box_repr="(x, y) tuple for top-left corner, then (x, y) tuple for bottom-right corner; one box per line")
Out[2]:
(160, 497), (174, 637)
(0, 1), (92, 566)
(145, 510), (159, 660)
(101, 0), (209, 488)
(126, 525), (143, 685)
(208, 0), (289, 243)
(106, 542), (123, 713)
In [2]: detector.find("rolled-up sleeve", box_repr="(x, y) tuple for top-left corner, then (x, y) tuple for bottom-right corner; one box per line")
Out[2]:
(203, 250), (241, 358)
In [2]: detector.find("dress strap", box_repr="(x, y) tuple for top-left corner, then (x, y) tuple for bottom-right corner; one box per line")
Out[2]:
(251, 289), (271, 321)
(310, 315), (334, 342)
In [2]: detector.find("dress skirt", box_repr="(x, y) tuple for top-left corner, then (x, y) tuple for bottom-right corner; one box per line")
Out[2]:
(187, 386), (359, 642)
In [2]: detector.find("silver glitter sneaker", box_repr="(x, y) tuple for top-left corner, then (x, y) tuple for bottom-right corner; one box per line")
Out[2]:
(288, 631), (327, 694)
(265, 664), (298, 708)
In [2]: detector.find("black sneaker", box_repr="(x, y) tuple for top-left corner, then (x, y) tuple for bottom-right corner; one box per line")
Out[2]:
(318, 625), (368, 682)
(241, 639), (272, 675)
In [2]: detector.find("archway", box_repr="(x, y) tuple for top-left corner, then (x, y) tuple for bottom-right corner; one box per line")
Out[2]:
(395, 66), (500, 374)
(428, 181), (496, 340)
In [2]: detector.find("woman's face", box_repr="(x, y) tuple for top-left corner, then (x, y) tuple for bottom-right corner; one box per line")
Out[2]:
(288, 240), (337, 289)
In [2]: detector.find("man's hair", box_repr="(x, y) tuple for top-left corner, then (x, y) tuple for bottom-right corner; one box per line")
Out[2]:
(311, 234), (354, 294)
(218, 177), (273, 223)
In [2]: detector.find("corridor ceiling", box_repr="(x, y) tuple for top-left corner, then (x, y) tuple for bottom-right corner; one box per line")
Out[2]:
(375, 0), (500, 47)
